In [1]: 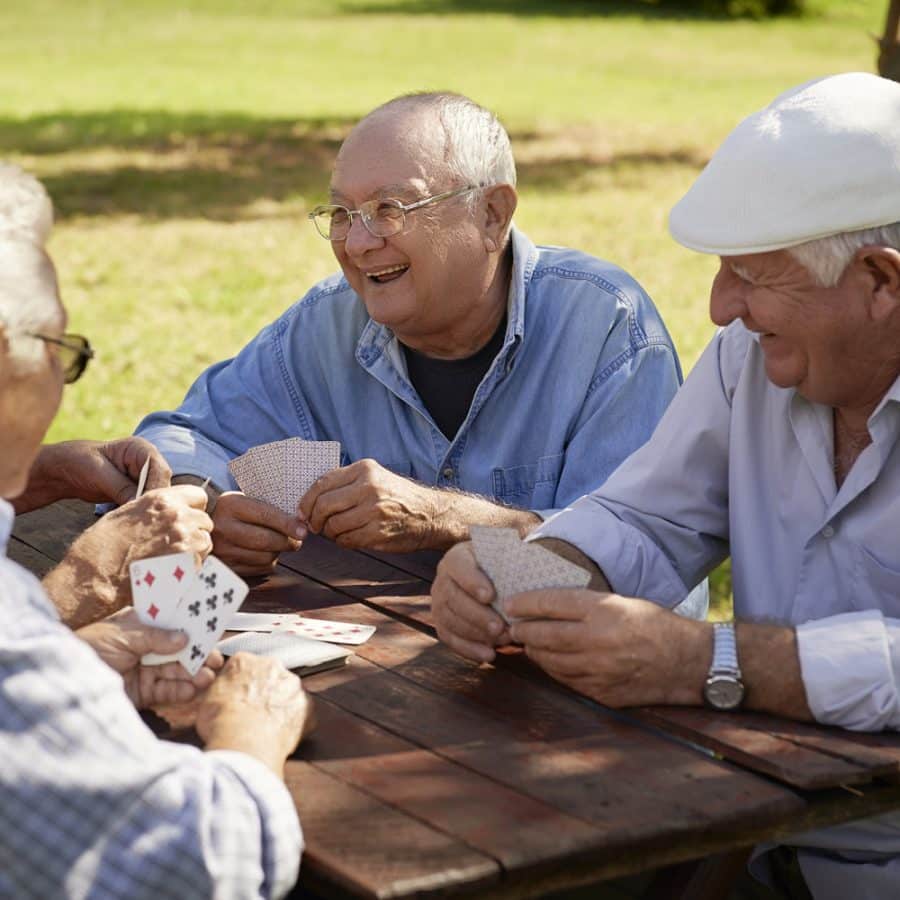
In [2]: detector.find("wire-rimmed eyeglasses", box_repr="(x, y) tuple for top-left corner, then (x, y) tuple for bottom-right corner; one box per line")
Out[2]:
(28, 332), (94, 384)
(308, 185), (478, 242)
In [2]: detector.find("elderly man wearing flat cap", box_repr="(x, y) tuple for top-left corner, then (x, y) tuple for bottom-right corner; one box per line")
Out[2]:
(432, 72), (900, 897)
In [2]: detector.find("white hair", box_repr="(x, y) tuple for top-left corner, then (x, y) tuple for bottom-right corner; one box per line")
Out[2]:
(0, 164), (60, 371)
(789, 221), (900, 288)
(365, 92), (517, 194)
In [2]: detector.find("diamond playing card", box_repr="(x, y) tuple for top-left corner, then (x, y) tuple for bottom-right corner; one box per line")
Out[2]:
(228, 438), (341, 515)
(228, 611), (375, 645)
(470, 526), (591, 624)
(130, 552), (196, 628)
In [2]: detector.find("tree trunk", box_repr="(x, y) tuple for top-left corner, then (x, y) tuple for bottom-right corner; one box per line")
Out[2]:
(879, 0), (900, 81)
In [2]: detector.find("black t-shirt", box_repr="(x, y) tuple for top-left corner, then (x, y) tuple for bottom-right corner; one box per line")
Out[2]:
(402, 314), (507, 441)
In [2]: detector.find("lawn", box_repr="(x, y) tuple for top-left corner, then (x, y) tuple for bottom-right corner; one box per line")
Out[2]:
(1, 0), (888, 614)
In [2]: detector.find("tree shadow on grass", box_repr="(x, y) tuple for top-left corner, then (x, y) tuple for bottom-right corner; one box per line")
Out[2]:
(1, 109), (707, 222)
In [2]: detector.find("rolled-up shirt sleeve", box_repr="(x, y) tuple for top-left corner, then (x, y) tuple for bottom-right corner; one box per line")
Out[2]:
(797, 610), (900, 732)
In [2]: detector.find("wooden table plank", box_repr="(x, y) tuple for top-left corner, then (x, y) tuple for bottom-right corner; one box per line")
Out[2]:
(635, 708), (900, 789)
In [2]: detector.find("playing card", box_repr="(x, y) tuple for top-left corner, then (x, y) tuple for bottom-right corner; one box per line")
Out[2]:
(173, 556), (249, 675)
(130, 552), (196, 628)
(217, 630), (352, 674)
(134, 455), (150, 500)
(470, 526), (591, 624)
(228, 438), (341, 516)
(228, 611), (375, 645)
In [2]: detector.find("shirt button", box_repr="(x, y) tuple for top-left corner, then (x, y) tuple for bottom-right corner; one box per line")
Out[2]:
(442, 466), (454, 479)
(822, 525), (835, 539)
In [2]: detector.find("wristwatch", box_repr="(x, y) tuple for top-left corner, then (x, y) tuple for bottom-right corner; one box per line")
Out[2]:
(703, 622), (745, 711)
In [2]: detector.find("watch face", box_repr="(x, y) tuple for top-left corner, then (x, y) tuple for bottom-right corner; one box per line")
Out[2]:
(704, 675), (744, 711)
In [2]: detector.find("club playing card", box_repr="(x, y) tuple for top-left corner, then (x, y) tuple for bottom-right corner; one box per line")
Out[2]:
(217, 630), (352, 674)
(173, 556), (249, 676)
(470, 526), (591, 624)
(134, 455), (150, 500)
(130, 552), (196, 628)
(228, 611), (375, 645)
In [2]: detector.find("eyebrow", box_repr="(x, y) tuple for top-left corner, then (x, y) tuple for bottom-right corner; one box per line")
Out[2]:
(329, 183), (424, 204)
(729, 262), (757, 284)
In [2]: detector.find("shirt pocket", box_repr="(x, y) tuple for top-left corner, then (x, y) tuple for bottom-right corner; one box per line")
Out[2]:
(491, 452), (565, 510)
(853, 544), (900, 618)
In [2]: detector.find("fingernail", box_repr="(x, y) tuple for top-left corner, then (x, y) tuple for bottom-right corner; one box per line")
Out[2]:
(477, 588), (492, 602)
(295, 524), (308, 539)
(487, 620), (502, 637)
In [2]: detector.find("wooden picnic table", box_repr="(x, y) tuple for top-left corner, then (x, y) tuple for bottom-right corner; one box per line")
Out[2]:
(10, 499), (900, 900)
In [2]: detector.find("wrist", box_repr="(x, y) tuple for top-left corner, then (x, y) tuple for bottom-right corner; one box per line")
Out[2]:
(668, 618), (714, 706)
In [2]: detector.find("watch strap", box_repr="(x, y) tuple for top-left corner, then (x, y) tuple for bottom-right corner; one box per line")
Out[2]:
(710, 622), (742, 678)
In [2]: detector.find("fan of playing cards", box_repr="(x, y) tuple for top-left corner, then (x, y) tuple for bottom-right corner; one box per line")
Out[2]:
(469, 526), (591, 624)
(131, 552), (249, 675)
(228, 438), (341, 515)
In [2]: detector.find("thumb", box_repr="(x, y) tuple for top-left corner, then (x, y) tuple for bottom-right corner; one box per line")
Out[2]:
(106, 468), (142, 506)
(140, 626), (189, 655)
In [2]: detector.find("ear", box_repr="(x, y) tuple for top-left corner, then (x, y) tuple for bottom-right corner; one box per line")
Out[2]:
(855, 246), (900, 322)
(480, 184), (517, 254)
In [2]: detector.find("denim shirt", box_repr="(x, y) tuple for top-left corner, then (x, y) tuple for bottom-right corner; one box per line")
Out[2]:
(136, 227), (682, 519)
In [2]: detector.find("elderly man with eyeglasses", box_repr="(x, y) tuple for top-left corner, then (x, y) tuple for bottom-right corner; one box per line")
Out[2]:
(0, 164), (311, 898)
(135, 92), (703, 622)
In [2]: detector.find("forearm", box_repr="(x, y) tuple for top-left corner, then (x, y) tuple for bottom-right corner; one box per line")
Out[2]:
(12, 445), (70, 514)
(737, 622), (812, 720)
(42, 549), (120, 628)
(427, 490), (541, 550)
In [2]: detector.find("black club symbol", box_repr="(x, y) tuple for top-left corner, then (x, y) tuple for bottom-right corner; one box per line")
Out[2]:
(190, 645), (202, 660)
(206, 596), (218, 610)
(223, 588), (234, 604)
(204, 573), (217, 588)
(207, 617), (218, 632)
(188, 601), (201, 617)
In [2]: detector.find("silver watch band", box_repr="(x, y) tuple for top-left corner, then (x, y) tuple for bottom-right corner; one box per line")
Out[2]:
(710, 622), (742, 677)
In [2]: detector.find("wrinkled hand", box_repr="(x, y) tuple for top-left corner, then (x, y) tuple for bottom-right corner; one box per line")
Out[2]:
(507, 590), (711, 708)
(47, 485), (214, 626)
(211, 492), (305, 575)
(195, 652), (314, 772)
(298, 458), (438, 551)
(76, 607), (224, 709)
(36, 438), (171, 508)
(432, 541), (511, 662)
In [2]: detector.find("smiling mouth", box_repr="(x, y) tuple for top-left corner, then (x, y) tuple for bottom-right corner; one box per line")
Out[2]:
(366, 264), (409, 284)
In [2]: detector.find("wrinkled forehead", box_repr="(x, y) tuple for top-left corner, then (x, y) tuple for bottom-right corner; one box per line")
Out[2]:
(330, 107), (450, 203)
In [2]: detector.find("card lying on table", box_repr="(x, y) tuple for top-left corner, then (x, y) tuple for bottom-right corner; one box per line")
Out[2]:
(131, 553), (249, 675)
(217, 631), (352, 676)
(228, 611), (375, 645)
(228, 438), (341, 515)
(469, 525), (591, 624)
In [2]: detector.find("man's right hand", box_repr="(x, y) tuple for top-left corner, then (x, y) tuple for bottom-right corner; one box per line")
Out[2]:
(43, 485), (214, 628)
(431, 541), (511, 663)
(211, 492), (306, 575)
(196, 653), (313, 777)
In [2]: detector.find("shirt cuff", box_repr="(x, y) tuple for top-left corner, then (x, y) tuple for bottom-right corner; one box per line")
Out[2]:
(797, 610), (900, 732)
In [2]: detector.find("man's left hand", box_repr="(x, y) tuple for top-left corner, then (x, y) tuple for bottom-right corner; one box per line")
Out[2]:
(76, 607), (224, 709)
(17, 439), (172, 513)
(298, 458), (439, 551)
(506, 590), (711, 708)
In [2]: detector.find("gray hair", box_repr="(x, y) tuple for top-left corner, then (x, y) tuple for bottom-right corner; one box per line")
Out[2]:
(789, 221), (900, 288)
(364, 92), (517, 193)
(0, 164), (60, 371)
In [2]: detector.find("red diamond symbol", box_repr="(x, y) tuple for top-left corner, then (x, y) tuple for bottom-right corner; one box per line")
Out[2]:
(173, 566), (185, 581)
(148, 603), (160, 620)
(143, 572), (155, 587)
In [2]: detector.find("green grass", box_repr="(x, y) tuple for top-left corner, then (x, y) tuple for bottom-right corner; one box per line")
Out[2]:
(1, 0), (888, 615)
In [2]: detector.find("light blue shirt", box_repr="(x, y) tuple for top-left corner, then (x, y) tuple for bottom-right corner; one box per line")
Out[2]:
(0, 500), (302, 898)
(137, 228), (684, 521)
(534, 322), (900, 896)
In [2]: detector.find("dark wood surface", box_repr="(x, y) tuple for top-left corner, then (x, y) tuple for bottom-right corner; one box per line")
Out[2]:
(10, 501), (900, 900)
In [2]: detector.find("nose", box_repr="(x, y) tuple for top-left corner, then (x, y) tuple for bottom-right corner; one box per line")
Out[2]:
(709, 260), (749, 327)
(342, 213), (385, 258)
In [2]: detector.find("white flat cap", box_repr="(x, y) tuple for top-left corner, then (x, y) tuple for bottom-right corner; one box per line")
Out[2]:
(669, 72), (900, 255)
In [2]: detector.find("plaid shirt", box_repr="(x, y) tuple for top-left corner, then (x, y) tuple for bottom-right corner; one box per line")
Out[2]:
(0, 500), (302, 899)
